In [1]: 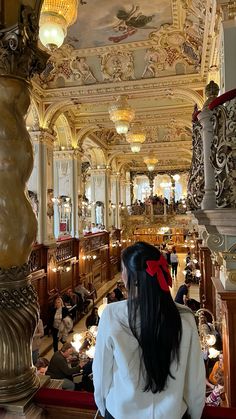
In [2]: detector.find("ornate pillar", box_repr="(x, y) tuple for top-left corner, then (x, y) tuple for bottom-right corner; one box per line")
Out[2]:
(30, 129), (55, 244)
(148, 172), (154, 197)
(218, 0), (236, 91)
(0, 2), (48, 402)
(197, 81), (219, 210)
(115, 173), (121, 228)
(120, 176), (126, 206)
(130, 172), (135, 204)
(125, 172), (131, 206)
(171, 178), (175, 204)
(54, 149), (80, 238)
(90, 168), (111, 228)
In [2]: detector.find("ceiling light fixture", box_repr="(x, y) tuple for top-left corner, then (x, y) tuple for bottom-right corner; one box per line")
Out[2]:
(39, 0), (78, 50)
(109, 95), (135, 135)
(144, 157), (158, 172)
(173, 174), (180, 182)
(126, 124), (146, 153)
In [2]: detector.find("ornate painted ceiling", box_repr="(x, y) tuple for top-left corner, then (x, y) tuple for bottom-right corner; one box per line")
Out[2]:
(30, 0), (221, 174)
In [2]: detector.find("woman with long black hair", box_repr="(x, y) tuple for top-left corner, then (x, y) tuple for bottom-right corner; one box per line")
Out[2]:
(93, 242), (205, 419)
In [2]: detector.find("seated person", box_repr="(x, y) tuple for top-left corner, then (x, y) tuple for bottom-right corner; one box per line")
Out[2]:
(75, 281), (93, 313)
(35, 357), (49, 376)
(106, 291), (118, 304)
(175, 278), (200, 311)
(206, 368), (224, 406)
(62, 288), (78, 320)
(86, 307), (99, 329)
(76, 359), (94, 393)
(209, 353), (224, 385)
(113, 281), (125, 301)
(175, 278), (192, 306)
(47, 342), (82, 391)
(91, 223), (100, 233)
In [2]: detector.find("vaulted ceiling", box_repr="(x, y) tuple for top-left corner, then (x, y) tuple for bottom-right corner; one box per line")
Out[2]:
(30, 0), (221, 173)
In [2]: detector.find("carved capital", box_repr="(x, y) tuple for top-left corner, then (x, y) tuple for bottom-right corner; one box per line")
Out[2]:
(0, 5), (49, 80)
(206, 232), (225, 252)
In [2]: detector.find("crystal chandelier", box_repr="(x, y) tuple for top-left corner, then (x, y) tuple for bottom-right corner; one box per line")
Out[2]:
(109, 95), (135, 135)
(144, 157), (158, 171)
(126, 125), (146, 153)
(39, 0), (78, 50)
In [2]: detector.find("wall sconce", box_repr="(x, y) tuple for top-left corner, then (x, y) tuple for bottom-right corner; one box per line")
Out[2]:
(196, 308), (218, 357)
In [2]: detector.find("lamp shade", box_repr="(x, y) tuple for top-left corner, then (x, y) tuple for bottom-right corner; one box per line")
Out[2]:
(126, 124), (146, 153)
(39, 0), (78, 49)
(173, 174), (180, 182)
(39, 19), (65, 49)
(144, 157), (158, 171)
(109, 96), (135, 135)
(130, 143), (141, 153)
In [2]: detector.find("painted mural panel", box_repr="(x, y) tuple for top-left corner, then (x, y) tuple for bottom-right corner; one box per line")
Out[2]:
(67, 0), (173, 48)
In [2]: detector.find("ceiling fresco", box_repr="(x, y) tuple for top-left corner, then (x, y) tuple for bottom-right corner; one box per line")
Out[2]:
(30, 0), (221, 173)
(66, 1), (173, 48)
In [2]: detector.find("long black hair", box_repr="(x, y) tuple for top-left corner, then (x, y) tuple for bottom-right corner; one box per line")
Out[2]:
(122, 241), (182, 393)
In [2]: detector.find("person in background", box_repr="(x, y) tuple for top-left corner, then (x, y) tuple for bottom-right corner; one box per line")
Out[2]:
(91, 223), (100, 233)
(209, 353), (224, 385)
(35, 357), (49, 375)
(32, 318), (44, 365)
(93, 242), (205, 419)
(86, 307), (99, 329)
(170, 249), (179, 278)
(113, 281), (125, 301)
(62, 288), (78, 321)
(47, 342), (82, 390)
(75, 281), (92, 313)
(106, 291), (118, 304)
(48, 297), (69, 352)
(175, 278), (192, 306)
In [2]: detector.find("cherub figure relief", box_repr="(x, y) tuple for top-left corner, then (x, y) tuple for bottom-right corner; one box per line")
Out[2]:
(142, 48), (166, 78)
(72, 57), (97, 83)
(109, 5), (156, 43)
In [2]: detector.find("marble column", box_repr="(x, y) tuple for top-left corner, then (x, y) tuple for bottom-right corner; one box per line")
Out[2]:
(90, 168), (111, 228)
(30, 130), (55, 244)
(0, 1), (48, 402)
(54, 149), (81, 238)
(115, 174), (121, 228)
(218, 1), (236, 91)
(198, 108), (217, 210)
(120, 177), (127, 206)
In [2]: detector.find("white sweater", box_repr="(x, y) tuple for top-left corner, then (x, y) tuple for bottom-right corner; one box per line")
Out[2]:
(93, 300), (205, 419)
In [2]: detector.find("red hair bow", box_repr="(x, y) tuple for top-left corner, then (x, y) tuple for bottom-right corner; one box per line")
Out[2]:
(146, 255), (172, 292)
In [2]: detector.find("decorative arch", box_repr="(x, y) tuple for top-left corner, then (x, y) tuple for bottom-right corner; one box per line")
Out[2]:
(54, 114), (73, 149)
(42, 100), (72, 130)
(172, 87), (204, 109)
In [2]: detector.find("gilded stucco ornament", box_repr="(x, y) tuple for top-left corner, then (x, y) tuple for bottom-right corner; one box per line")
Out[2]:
(206, 233), (225, 253)
(101, 51), (135, 82)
